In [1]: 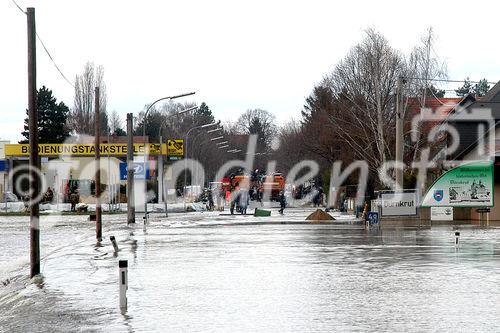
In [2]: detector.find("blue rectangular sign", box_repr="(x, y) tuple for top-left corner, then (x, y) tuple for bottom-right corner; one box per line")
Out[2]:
(120, 162), (150, 180)
(0, 160), (7, 172)
(367, 212), (379, 225)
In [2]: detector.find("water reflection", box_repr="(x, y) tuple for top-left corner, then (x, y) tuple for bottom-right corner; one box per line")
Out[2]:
(0, 214), (500, 332)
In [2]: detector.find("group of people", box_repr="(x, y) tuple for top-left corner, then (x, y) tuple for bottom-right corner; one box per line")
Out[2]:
(229, 182), (250, 214)
(229, 185), (287, 215)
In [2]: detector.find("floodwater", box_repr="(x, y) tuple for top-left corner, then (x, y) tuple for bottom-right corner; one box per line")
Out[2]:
(0, 210), (500, 332)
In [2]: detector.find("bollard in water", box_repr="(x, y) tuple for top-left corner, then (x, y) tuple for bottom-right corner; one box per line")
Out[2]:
(143, 212), (149, 225)
(455, 231), (460, 247)
(119, 260), (128, 309)
(110, 235), (119, 253)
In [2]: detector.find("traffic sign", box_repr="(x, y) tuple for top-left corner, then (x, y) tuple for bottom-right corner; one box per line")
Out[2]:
(367, 212), (379, 225)
(120, 162), (150, 180)
(167, 139), (184, 157)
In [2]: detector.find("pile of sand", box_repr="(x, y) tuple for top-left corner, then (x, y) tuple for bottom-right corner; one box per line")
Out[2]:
(306, 209), (335, 222)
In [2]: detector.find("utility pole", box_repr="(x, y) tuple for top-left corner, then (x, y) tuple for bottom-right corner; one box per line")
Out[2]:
(395, 76), (404, 189)
(159, 135), (168, 217)
(27, 7), (40, 278)
(94, 86), (102, 241)
(127, 113), (135, 224)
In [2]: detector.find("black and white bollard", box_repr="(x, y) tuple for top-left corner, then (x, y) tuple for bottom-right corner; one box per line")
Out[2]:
(455, 231), (460, 247)
(143, 212), (150, 225)
(119, 260), (128, 309)
(110, 236), (119, 253)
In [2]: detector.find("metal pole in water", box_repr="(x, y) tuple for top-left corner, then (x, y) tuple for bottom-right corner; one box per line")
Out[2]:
(119, 260), (128, 309)
(110, 235), (119, 253)
(455, 231), (460, 247)
(126, 113), (135, 224)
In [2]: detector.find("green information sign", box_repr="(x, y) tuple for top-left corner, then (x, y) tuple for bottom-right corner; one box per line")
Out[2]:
(421, 161), (494, 207)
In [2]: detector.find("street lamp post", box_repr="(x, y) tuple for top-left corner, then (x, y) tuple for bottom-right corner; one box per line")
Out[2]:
(206, 128), (222, 134)
(141, 92), (195, 223)
(190, 130), (225, 193)
(158, 106), (198, 217)
(183, 122), (218, 211)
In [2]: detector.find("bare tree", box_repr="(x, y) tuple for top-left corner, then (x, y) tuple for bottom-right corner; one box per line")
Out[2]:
(300, 28), (448, 189)
(323, 29), (405, 174)
(69, 62), (107, 135)
(405, 27), (447, 104)
(138, 100), (199, 142)
(404, 27), (448, 163)
(109, 110), (123, 135)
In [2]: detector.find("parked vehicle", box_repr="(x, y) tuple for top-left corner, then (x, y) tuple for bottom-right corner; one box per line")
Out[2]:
(1, 191), (20, 203)
(220, 172), (286, 202)
(183, 185), (202, 203)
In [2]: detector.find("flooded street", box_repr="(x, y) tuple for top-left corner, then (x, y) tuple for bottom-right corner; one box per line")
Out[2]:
(1, 210), (500, 332)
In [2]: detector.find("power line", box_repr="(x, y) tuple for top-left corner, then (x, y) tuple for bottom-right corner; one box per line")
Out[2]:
(10, 0), (25, 14)
(405, 77), (497, 85)
(10, 0), (75, 89)
(35, 33), (75, 88)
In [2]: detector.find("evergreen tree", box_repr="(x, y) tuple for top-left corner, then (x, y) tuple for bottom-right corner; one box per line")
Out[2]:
(113, 127), (126, 136)
(456, 77), (490, 97)
(474, 79), (490, 97)
(455, 77), (473, 97)
(20, 86), (70, 143)
(195, 102), (215, 123)
(426, 85), (445, 98)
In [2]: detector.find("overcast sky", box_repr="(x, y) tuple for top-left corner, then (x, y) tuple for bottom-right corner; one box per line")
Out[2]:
(2, 0), (500, 142)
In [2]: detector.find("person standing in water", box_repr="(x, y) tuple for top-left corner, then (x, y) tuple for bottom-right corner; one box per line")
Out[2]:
(278, 191), (286, 214)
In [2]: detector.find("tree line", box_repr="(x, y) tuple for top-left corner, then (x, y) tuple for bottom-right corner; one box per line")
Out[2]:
(272, 28), (491, 195)
(20, 28), (492, 196)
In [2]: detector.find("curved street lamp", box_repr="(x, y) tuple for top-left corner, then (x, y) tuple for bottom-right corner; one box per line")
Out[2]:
(157, 105), (198, 217)
(188, 131), (224, 195)
(141, 92), (195, 222)
(183, 122), (218, 210)
(206, 128), (222, 134)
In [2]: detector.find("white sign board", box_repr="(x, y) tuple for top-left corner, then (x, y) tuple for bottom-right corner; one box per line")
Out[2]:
(430, 207), (454, 221)
(380, 192), (418, 217)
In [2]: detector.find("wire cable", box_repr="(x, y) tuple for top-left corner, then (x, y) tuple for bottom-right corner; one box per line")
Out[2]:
(405, 77), (496, 85)
(10, 0), (25, 14)
(35, 33), (75, 88)
(10, 0), (75, 89)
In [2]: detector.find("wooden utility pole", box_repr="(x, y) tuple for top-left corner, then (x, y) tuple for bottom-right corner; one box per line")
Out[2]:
(94, 87), (102, 241)
(395, 76), (404, 189)
(27, 7), (40, 278)
(126, 113), (135, 224)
